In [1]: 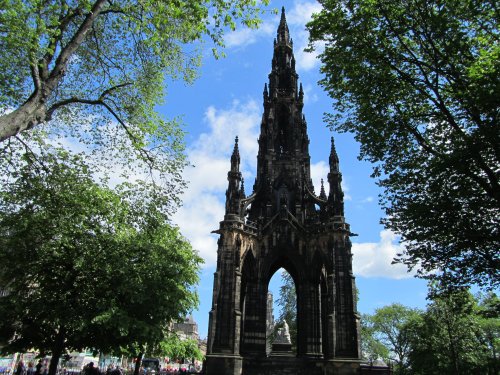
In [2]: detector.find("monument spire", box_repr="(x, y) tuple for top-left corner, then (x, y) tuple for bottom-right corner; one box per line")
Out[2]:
(206, 9), (363, 374)
(277, 6), (291, 45)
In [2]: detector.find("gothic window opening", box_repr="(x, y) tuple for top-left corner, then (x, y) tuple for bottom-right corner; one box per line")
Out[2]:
(268, 268), (297, 354)
(275, 105), (290, 153)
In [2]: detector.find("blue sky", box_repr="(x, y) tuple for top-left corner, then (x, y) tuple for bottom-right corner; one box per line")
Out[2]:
(158, 0), (429, 339)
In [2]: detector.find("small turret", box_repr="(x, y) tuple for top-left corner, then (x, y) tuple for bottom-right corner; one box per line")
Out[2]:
(327, 137), (344, 216)
(298, 83), (304, 109)
(329, 136), (339, 172)
(240, 177), (246, 198)
(231, 136), (240, 173)
(225, 136), (243, 217)
(319, 179), (327, 200)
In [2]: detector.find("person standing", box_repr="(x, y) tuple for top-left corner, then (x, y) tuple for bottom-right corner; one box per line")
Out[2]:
(34, 360), (42, 375)
(15, 360), (25, 375)
(26, 362), (34, 375)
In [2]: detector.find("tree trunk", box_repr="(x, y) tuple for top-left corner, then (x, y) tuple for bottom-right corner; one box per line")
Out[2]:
(0, 0), (109, 144)
(133, 353), (143, 375)
(48, 327), (66, 375)
(444, 314), (460, 375)
(0, 96), (47, 142)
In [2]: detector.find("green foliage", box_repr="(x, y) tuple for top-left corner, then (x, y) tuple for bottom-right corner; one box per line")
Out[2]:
(477, 292), (500, 375)
(0, 0), (270, 214)
(158, 334), (203, 362)
(0, 148), (202, 375)
(362, 289), (499, 374)
(364, 304), (421, 374)
(406, 287), (496, 375)
(360, 313), (390, 362)
(307, 0), (500, 289)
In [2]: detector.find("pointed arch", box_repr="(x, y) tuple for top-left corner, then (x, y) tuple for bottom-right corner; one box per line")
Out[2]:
(264, 253), (300, 289)
(240, 248), (257, 314)
(240, 248), (262, 354)
(263, 253), (302, 355)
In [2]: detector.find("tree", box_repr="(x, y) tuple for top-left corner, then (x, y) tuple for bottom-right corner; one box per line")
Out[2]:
(366, 304), (420, 374)
(0, 0), (268, 142)
(477, 292), (500, 375)
(0, 148), (203, 375)
(360, 313), (390, 363)
(307, 0), (500, 289)
(406, 287), (492, 375)
(158, 334), (203, 364)
(0, 1), (270, 215)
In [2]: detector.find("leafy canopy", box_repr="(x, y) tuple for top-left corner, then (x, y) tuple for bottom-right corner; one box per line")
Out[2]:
(307, 0), (499, 289)
(361, 288), (499, 375)
(0, 0), (270, 214)
(406, 287), (498, 375)
(360, 313), (390, 363)
(0, 147), (203, 375)
(157, 334), (204, 362)
(367, 304), (421, 374)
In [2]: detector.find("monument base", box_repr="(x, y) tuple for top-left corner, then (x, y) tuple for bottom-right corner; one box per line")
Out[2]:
(241, 356), (365, 375)
(271, 342), (293, 355)
(204, 354), (243, 375)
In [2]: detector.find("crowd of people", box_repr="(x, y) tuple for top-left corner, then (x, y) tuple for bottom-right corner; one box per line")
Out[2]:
(10, 361), (121, 375)
(14, 360), (46, 375)
(8, 361), (200, 375)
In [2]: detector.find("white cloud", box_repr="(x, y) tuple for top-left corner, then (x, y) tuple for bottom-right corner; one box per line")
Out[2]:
(225, 22), (274, 48)
(310, 160), (329, 194)
(286, 1), (324, 72)
(173, 100), (261, 267)
(303, 84), (319, 104)
(360, 196), (374, 203)
(352, 230), (414, 279)
(286, 1), (322, 26)
(175, 194), (224, 267)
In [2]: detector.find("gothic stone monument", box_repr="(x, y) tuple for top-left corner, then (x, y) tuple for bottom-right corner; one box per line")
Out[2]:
(205, 8), (361, 375)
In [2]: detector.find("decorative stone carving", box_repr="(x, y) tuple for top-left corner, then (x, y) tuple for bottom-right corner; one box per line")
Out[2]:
(274, 320), (291, 345)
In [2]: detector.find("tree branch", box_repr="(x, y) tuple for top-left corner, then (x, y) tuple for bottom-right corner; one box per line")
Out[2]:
(40, 5), (84, 80)
(46, 95), (155, 168)
(45, 0), (109, 98)
(98, 83), (133, 100)
(377, 6), (500, 203)
(29, 61), (43, 93)
(14, 136), (50, 174)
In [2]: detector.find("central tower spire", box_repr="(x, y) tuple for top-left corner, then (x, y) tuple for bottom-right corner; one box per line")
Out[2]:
(249, 6), (313, 225)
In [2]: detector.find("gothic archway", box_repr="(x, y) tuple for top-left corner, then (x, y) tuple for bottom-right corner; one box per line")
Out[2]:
(240, 249), (260, 355)
(267, 267), (298, 354)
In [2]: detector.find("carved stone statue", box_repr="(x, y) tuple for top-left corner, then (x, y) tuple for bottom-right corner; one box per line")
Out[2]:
(283, 320), (290, 342)
(274, 320), (292, 345)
